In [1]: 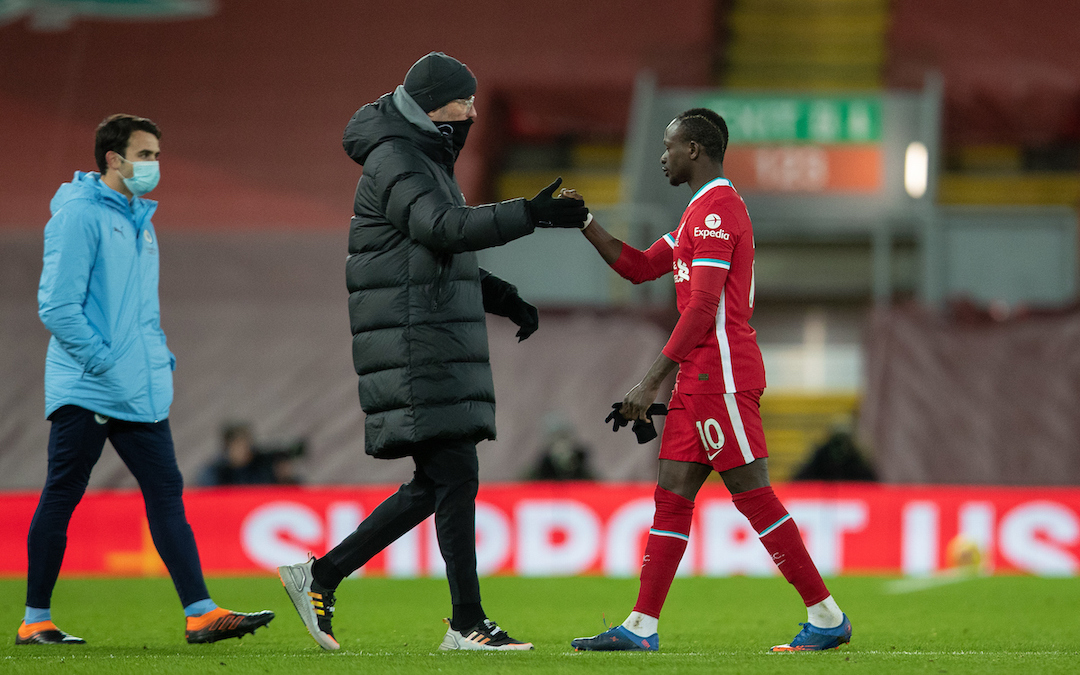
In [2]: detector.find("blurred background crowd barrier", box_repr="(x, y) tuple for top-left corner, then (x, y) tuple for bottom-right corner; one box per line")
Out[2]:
(2, 0), (1079, 494)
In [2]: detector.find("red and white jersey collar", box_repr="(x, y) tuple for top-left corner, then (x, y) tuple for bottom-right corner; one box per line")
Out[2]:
(687, 177), (734, 209)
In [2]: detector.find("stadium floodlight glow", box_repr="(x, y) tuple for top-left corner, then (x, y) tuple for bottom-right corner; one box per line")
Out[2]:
(905, 141), (929, 199)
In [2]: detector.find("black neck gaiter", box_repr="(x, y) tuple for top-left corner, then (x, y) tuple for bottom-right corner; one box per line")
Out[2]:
(436, 118), (473, 162)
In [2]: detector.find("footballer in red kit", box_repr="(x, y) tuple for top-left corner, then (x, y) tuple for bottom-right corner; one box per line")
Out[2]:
(567, 108), (853, 653)
(662, 177), (765, 396)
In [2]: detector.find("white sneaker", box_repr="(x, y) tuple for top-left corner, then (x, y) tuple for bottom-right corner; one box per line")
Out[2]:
(278, 556), (340, 650)
(438, 617), (534, 651)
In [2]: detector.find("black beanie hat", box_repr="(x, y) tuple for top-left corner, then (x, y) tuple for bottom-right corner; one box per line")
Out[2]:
(403, 52), (477, 113)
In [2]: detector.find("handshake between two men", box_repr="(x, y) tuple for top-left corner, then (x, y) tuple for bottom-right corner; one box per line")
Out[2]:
(524, 177), (589, 229)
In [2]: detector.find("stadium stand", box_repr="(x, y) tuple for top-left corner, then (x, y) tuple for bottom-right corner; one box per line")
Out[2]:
(1, 0), (1077, 487)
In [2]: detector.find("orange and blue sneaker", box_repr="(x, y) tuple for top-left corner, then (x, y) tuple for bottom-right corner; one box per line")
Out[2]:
(15, 620), (86, 645)
(571, 625), (659, 651)
(770, 614), (852, 652)
(184, 607), (274, 644)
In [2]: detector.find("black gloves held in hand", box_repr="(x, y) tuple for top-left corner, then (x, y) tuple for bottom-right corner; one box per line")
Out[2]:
(480, 270), (539, 341)
(507, 297), (538, 341)
(605, 403), (669, 444)
(526, 177), (589, 228)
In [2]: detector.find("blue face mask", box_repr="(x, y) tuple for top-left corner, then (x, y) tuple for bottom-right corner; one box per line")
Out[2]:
(118, 156), (160, 197)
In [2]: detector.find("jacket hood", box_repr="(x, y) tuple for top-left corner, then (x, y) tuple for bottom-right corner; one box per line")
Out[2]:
(50, 171), (155, 222)
(343, 86), (452, 167)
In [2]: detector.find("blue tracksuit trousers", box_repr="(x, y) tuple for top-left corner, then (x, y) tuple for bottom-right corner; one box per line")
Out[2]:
(26, 405), (210, 608)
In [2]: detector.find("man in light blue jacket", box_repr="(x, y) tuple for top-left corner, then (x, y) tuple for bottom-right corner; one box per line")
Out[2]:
(19, 114), (274, 646)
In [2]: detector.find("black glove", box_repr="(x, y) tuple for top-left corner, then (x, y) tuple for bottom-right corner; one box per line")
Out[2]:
(507, 296), (539, 341)
(480, 270), (539, 341)
(605, 403), (669, 444)
(526, 177), (589, 228)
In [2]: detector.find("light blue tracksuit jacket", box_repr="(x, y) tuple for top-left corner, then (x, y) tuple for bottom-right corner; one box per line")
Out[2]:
(38, 171), (175, 422)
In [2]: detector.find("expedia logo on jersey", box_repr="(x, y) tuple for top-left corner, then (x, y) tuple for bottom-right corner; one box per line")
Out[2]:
(695, 227), (730, 240)
(694, 214), (730, 240)
(673, 258), (690, 283)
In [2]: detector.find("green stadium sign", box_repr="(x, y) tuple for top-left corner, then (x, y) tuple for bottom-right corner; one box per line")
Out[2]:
(697, 94), (883, 144)
(0, 0), (215, 30)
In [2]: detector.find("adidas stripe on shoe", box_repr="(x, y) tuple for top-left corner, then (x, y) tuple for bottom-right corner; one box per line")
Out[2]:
(439, 618), (533, 651)
(278, 556), (340, 650)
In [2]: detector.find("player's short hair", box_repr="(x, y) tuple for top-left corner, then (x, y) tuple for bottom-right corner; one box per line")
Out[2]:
(94, 114), (161, 173)
(673, 108), (728, 162)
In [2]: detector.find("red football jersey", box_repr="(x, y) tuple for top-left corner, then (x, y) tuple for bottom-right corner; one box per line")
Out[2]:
(663, 178), (766, 394)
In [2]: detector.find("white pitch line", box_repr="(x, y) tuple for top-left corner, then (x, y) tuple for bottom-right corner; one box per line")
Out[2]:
(7, 648), (1077, 661)
(563, 651), (1076, 657)
(859, 651), (1076, 657)
(882, 573), (978, 594)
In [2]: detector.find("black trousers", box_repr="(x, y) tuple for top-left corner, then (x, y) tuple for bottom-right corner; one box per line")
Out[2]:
(26, 405), (210, 609)
(324, 438), (481, 605)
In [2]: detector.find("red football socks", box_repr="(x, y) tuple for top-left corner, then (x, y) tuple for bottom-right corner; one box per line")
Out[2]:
(732, 486), (830, 607)
(632, 486), (695, 619)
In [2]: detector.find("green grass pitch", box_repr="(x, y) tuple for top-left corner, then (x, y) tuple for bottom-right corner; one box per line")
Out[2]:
(1, 574), (1077, 674)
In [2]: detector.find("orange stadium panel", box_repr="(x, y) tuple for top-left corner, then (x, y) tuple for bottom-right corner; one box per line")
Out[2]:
(723, 146), (883, 194)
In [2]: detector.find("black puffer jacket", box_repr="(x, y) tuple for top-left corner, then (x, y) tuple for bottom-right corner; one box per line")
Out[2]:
(343, 87), (535, 458)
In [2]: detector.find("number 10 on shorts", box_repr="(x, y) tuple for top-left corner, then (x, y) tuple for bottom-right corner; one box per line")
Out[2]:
(695, 418), (725, 458)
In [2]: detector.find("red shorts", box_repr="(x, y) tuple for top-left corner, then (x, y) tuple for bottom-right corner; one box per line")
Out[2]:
(659, 388), (768, 473)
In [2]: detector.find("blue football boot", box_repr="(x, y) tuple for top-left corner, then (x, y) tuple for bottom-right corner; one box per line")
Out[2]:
(770, 613), (852, 652)
(572, 624), (659, 651)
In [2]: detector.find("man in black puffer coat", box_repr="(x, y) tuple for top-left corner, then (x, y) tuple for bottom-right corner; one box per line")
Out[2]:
(278, 52), (588, 652)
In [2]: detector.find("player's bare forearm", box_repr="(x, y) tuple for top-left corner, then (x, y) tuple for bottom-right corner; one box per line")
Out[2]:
(622, 352), (678, 421)
(580, 214), (624, 265)
(559, 188), (623, 265)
